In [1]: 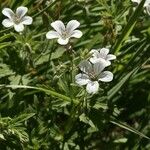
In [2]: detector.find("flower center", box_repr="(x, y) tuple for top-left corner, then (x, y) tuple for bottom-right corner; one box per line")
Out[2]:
(100, 54), (106, 59)
(61, 30), (69, 39)
(13, 15), (21, 24)
(89, 71), (97, 81)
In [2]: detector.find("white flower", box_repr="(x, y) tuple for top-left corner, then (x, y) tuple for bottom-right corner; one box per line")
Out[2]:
(146, 4), (150, 15)
(89, 48), (116, 66)
(75, 60), (113, 94)
(2, 6), (33, 32)
(131, 0), (150, 14)
(46, 20), (83, 45)
(131, 0), (150, 7)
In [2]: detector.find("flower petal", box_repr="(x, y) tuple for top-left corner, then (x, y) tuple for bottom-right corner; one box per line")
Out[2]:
(57, 38), (69, 45)
(91, 58), (111, 66)
(71, 30), (82, 38)
(16, 6), (28, 18)
(89, 49), (101, 63)
(51, 20), (65, 35)
(145, 1), (150, 7)
(14, 23), (24, 32)
(106, 54), (116, 60)
(86, 81), (99, 94)
(93, 61), (107, 75)
(79, 60), (92, 74)
(99, 48), (109, 58)
(90, 57), (100, 64)
(2, 8), (14, 19)
(66, 20), (80, 33)
(75, 73), (90, 86)
(21, 16), (33, 25)
(131, 0), (140, 3)
(146, 5), (150, 15)
(90, 49), (100, 56)
(131, 0), (149, 7)
(46, 31), (60, 39)
(98, 71), (113, 82)
(2, 19), (14, 27)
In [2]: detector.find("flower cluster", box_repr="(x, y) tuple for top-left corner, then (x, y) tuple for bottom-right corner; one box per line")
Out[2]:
(89, 48), (116, 66)
(75, 48), (116, 94)
(131, 0), (150, 15)
(1, 2), (149, 38)
(2, 6), (82, 45)
(1, 6), (116, 94)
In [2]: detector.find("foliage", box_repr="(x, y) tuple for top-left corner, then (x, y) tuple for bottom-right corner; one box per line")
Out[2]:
(0, 0), (150, 149)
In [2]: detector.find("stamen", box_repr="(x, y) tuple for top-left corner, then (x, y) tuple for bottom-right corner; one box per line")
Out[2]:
(61, 30), (68, 39)
(13, 15), (21, 24)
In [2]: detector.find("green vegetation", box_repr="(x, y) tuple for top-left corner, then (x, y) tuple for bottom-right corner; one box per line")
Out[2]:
(0, 0), (150, 149)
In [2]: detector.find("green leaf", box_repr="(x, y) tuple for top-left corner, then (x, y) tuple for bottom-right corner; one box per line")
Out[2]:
(0, 42), (12, 49)
(112, 0), (146, 53)
(0, 84), (79, 105)
(79, 113), (97, 129)
(11, 113), (35, 125)
(0, 34), (13, 42)
(35, 54), (50, 65)
(0, 64), (14, 78)
(107, 69), (137, 100)
(113, 138), (128, 143)
(110, 119), (150, 140)
(86, 33), (103, 50)
(0, 134), (5, 140)
(51, 47), (66, 60)
(9, 75), (21, 85)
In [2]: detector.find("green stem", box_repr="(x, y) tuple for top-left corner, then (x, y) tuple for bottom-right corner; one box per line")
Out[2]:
(0, 84), (78, 105)
(112, 0), (146, 53)
(0, 27), (12, 34)
(32, 0), (59, 18)
(62, 91), (86, 144)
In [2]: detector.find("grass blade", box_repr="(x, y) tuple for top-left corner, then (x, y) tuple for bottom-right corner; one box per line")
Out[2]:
(110, 119), (150, 140)
(112, 0), (146, 53)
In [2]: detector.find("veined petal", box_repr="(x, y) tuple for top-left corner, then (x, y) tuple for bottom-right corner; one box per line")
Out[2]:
(57, 38), (69, 45)
(98, 71), (113, 82)
(2, 8), (14, 19)
(2, 19), (14, 27)
(75, 73), (90, 86)
(86, 81), (99, 94)
(146, 5), (150, 15)
(51, 20), (65, 35)
(70, 30), (82, 38)
(105, 60), (111, 66)
(79, 60), (92, 74)
(66, 20), (80, 33)
(106, 54), (116, 60)
(144, 0), (150, 7)
(14, 23), (24, 32)
(21, 16), (33, 25)
(46, 31), (60, 39)
(16, 6), (28, 18)
(90, 58), (111, 66)
(90, 57), (101, 64)
(90, 49), (100, 56)
(131, 0), (149, 7)
(93, 60), (107, 75)
(131, 0), (140, 3)
(99, 48), (109, 58)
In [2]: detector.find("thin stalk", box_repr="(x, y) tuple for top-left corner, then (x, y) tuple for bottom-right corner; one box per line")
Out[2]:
(112, 0), (146, 53)
(62, 90), (87, 146)
(0, 84), (78, 105)
(32, 0), (59, 18)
